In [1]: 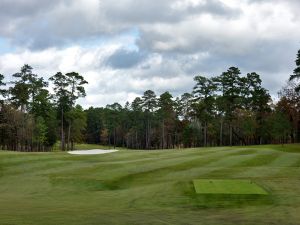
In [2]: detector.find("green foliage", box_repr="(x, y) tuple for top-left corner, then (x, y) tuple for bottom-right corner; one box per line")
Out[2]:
(81, 66), (292, 149)
(176, 92), (193, 120)
(289, 49), (300, 92)
(142, 89), (157, 112)
(192, 76), (216, 119)
(85, 107), (104, 144)
(10, 64), (48, 113)
(49, 71), (88, 150)
(33, 116), (47, 146)
(0, 58), (297, 151)
(0, 73), (7, 101)
(213, 67), (242, 119)
(100, 128), (109, 145)
(240, 112), (257, 137)
(65, 105), (87, 144)
(268, 111), (292, 143)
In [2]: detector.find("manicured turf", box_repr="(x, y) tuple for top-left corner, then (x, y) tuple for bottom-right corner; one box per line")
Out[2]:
(52, 143), (122, 151)
(0, 144), (300, 225)
(193, 179), (269, 195)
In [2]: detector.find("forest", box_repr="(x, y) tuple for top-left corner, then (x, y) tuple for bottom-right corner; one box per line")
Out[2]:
(0, 50), (299, 151)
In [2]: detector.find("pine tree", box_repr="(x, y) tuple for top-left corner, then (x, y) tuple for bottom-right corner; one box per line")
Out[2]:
(290, 49), (300, 92)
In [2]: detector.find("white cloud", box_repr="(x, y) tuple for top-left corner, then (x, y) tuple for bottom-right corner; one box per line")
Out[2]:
(0, 0), (299, 107)
(0, 38), (196, 108)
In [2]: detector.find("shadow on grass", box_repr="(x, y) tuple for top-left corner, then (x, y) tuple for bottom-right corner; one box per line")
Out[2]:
(50, 177), (118, 191)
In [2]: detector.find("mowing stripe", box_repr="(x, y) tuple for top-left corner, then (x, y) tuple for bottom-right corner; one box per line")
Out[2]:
(235, 152), (281, 167)
(204, 154), (259, 167)
(268, 154), (300, 167)
(291, 157), (300, 167)
(167, 151), (262, 181)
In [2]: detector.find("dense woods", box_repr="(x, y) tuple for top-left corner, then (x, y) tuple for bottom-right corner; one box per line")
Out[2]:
(85, 69), (298, 149)
(0, 65), (87, 151)
(0, 49), (300, 151)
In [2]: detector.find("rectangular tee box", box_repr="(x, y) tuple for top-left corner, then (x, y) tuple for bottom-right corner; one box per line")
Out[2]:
(193, 179), (269, 195)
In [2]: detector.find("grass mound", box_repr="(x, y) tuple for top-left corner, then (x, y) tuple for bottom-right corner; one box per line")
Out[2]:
(1, 144), (300, 224)
(193, 179), (268, 195)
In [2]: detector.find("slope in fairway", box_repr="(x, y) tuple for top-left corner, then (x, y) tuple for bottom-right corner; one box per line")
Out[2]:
(1, 144), (300, 225)
(193, 179), (269, 195)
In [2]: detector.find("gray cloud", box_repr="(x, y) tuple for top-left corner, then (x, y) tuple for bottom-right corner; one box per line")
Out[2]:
(0, 0), (240, 50)
(106, 49), (147, 69)
(0, 0), (300, 107)
(103, 0), (239, 24)
(0, 0), (71, 36)
(0, 0), (66, 18)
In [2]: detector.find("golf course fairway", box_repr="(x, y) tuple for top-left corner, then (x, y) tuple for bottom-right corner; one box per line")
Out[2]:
(0, 144), (300, 225)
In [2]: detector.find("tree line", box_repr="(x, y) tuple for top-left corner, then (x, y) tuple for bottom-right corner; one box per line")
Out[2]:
(0, 65), (87, 151)
(85, 50), (300, 149)
(0, 49), (299, 151)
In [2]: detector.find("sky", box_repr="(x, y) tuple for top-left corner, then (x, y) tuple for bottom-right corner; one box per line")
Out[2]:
(0, 0), (299, 108)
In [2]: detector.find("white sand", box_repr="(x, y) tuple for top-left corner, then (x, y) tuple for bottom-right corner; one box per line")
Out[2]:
(67, 149), (119, 155)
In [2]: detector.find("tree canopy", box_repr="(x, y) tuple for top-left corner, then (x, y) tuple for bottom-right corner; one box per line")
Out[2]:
(0, 49), (299, 151)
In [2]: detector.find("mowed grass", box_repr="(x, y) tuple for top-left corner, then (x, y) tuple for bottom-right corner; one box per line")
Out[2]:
(0, 144), (300, 225)
(193, 179), (268, 195)
(52, 143), (123, 151)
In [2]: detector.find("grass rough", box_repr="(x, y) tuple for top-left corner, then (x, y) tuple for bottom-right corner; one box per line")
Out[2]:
(0, 144), (300, 225)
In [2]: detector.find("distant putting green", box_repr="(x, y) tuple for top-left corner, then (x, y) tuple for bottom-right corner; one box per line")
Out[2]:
(193, 179), (269, 195)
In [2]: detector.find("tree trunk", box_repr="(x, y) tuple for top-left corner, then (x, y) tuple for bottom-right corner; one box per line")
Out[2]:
(146, 117), (151, 149)
(145, 119), (148, 149)
(114, 128), (116, 149)
(108, 132), (111, 149)
(67, 123), (71, 151)
(147, 118), (150, 149)
(297, 120), (300, 143)
(229, 124), (233, 146)
(162, 119), (165, 149)
(220, 120), (223, 146)
(61, 108), (65, 151)
(204, 121), (207, 147)
(135, 130), (138, 149)
(21, 107), (25, 152)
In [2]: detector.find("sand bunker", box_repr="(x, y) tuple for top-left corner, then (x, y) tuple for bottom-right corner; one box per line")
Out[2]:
(68, 149), (119, 155)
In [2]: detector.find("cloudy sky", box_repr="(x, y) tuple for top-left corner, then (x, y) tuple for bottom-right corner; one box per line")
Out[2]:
(0, 0), (299, 108)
